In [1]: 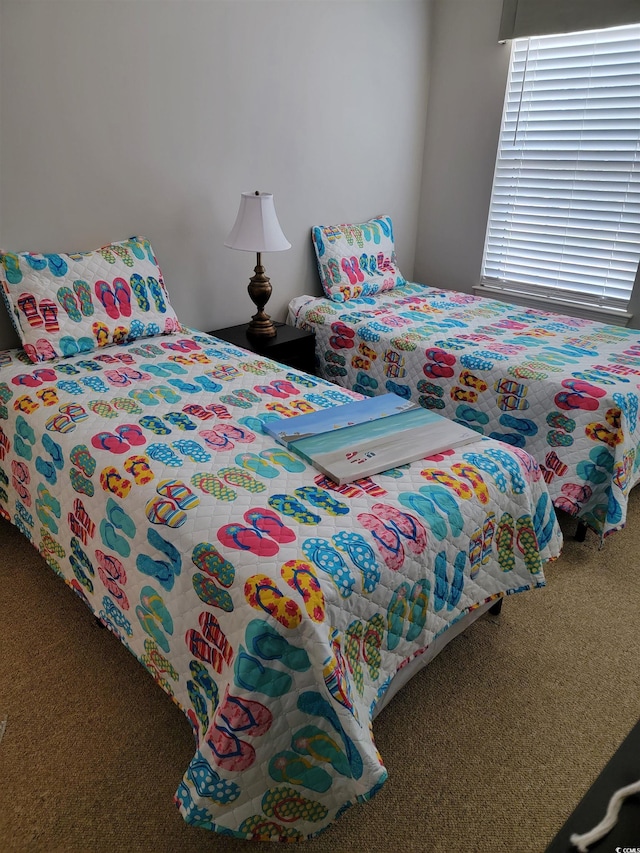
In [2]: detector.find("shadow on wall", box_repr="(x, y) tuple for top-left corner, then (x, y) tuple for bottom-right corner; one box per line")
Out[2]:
(0, 307), (20, 351)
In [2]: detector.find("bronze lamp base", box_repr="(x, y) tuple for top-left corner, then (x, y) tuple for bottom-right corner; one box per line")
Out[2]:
(246, 252), (277, 339)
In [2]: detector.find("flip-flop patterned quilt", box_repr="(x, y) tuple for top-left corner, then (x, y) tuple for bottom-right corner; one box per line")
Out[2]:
(289, 283), (640, 539)
(0, 329), (561, 841)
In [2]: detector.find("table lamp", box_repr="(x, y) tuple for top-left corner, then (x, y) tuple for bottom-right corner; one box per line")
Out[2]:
(225, 190), (291, 339)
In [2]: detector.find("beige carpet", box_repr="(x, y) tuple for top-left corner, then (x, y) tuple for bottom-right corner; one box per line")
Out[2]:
(1, 493), (639, 853)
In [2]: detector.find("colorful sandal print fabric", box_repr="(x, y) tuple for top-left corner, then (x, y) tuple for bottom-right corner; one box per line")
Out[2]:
(0, 236), (182, 363)
(0, 328), (562, 840)
(311, 215), (405, 303)
(289, 281), (640, 539)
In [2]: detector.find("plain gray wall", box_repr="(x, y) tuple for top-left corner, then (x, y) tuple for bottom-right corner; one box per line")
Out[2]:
(2, 0), (638, 348)
(0, 0), (432, 347)
(415, 0), (510, 294)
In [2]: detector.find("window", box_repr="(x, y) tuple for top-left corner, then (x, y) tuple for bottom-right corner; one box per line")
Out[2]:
(480, 24), (640, 320)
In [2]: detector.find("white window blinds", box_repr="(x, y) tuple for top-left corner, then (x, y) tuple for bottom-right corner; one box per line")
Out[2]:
(481, 24), (640, 315)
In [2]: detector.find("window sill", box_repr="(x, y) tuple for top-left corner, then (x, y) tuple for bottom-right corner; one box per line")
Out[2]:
(474, 284), (633, 327)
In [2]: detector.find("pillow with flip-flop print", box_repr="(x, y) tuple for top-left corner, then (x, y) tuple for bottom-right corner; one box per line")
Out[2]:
(0, 235), (182, 362)
(311, 214), (405, 303)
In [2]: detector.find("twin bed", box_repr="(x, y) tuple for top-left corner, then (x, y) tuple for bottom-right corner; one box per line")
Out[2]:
(0, 236), (563, 840)
(290, 216), (640, 541)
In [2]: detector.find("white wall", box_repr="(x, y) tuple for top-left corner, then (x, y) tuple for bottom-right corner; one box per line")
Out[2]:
(0, 0), (431, 348)
(415, 0), (509, 294)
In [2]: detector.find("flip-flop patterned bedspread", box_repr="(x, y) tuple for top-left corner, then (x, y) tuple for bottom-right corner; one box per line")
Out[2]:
(0, 329), (561, 841)
(289, 283), (640, 539)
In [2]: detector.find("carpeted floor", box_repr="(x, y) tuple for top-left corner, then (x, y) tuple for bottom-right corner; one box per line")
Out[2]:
(1, 493), (639, 853)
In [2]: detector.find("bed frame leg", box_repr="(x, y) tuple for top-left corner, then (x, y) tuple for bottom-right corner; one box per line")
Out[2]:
(488, 598), (503, 616)
(575, 521), (588, 542)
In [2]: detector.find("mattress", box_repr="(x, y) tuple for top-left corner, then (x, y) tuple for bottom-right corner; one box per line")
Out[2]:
(0, 328), (561, 840)
(289, 283), (640, 539)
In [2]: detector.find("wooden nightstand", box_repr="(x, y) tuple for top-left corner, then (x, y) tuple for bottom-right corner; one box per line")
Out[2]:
(208, 322), (316, 375)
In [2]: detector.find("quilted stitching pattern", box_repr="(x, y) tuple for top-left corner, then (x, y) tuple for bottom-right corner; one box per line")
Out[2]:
(290, 282), (640, 539)
(0, 329), (561, 840)
(311, 216), (405, 303)
(0, 236), (181, 362)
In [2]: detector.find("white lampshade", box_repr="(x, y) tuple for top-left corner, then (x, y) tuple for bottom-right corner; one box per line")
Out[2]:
(224, 191), (291, 253)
